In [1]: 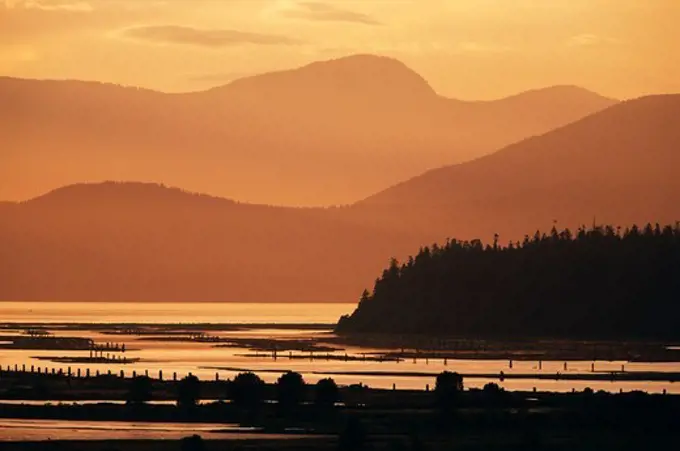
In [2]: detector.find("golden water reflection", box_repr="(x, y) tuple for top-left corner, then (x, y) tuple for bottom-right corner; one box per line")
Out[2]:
(1, 302), (679, 393)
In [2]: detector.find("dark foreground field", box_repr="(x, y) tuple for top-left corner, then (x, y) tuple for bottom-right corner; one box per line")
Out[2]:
(2, 427), (678, 451)
(1, 370), (680, 450)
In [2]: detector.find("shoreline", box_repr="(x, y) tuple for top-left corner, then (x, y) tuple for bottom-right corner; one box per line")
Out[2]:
(3, 321), (680, 364)
(1, 370), (679, 449)
(202, 366), (680, 382)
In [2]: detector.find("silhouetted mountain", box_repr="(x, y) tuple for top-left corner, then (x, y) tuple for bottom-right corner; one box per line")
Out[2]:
(0, 54), (615, 206)
(211, 54), (437, 106)
(0, 95), (676, 302)
(351, 95), (680, 243)
(336, 224), (680, 339)
(0, 182), (419, 302)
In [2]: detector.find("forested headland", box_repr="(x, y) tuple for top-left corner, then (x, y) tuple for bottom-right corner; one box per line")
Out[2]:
(336, 223), (680, 340)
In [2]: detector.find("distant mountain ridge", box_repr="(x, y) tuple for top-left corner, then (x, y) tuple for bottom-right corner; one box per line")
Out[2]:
(0, 54), (615, 206)
(0, 94), (677, 302)
(25, 181), (235, 208)
(210, 54), (438, 104)
(350, 94), (680, 242)
(0, 181), (416, 302)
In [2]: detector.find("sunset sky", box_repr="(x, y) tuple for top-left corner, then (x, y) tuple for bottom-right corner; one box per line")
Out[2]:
(1, 0), (678, 100)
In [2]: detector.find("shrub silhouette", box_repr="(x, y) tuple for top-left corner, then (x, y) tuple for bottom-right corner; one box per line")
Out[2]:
(229, 372), (265, 408)
(127, 375), (153, 405)
(315, 378), (340, 408)
(483, 382), (502, 395)
(177, 375), (200, 409)
(276, 371), (306, 409)
(434, 371), (464, 409)
(482, 381), (506, 406)
(180, 434), (205, 451)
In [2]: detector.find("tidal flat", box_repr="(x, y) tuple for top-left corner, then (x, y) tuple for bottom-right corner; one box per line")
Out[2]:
(3, 321), (680, 393)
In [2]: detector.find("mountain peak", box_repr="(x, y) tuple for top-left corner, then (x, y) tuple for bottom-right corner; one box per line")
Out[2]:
(488, 85), (616, 109)
(304, 54), (424, 77)
(216, 53), (437, 104)
(25, 181), (235, 208)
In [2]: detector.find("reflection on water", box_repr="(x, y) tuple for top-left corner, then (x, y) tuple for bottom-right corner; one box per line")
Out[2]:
(0, 302), (353, 324)
(1, 302), (679, 394)
(0, 418), (312, 441)
(0, 400), (222, 406)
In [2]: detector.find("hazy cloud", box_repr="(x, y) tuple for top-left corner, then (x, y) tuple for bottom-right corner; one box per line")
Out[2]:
(567, 34), (620, 47)
(282, 1), (380, 25)
(0, 0), (163, 41)
(3, 0), (92, 11)
(124, 25), (302, 48)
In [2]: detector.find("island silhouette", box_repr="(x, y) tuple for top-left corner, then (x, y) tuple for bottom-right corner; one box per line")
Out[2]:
(336, 223), (680, 340)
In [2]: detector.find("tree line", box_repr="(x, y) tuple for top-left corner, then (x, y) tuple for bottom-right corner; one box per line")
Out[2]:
(127, 370), (466, 410)
(127, 371), (341, 410)
(336, 223), (680, 339)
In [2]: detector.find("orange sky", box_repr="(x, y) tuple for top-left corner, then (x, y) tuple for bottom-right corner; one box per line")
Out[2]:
(1, 0), (679, 99)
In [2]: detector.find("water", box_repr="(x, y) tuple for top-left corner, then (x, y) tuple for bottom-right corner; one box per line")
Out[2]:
(1, 302), (679, 394)
(0, 418), (316, 441)
(0, 302), (351, 324)
(0, 400), (222, 406)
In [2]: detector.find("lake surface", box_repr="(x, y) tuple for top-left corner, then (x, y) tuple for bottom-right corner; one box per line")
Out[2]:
(0, 302), (352, 324)
(0, 418), (314, 441)
(1, 302), (679, 393)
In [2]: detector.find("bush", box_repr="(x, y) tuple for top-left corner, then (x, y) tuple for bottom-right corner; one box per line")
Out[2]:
(434, 371), (464, 409)
(229, 372), (265, 408)
(177, 375), (200, 409)
(276, 371), (306, 408)
(180, 434), (205, 451)
(127, 375), (153, 405)
(315, 378), (340, 408)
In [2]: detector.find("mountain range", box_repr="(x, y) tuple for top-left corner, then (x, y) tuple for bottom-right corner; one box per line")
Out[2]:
(0, 54), (615, 206)
(351, 94), (680, 243)
(1, 94), (677, 302)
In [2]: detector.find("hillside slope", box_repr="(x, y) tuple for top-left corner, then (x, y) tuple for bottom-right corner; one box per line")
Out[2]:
(0, 182), (418, 302)
(2, 96), (676, 303)
(352, 95), (680, 243)
(0, 55), (615, 206)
